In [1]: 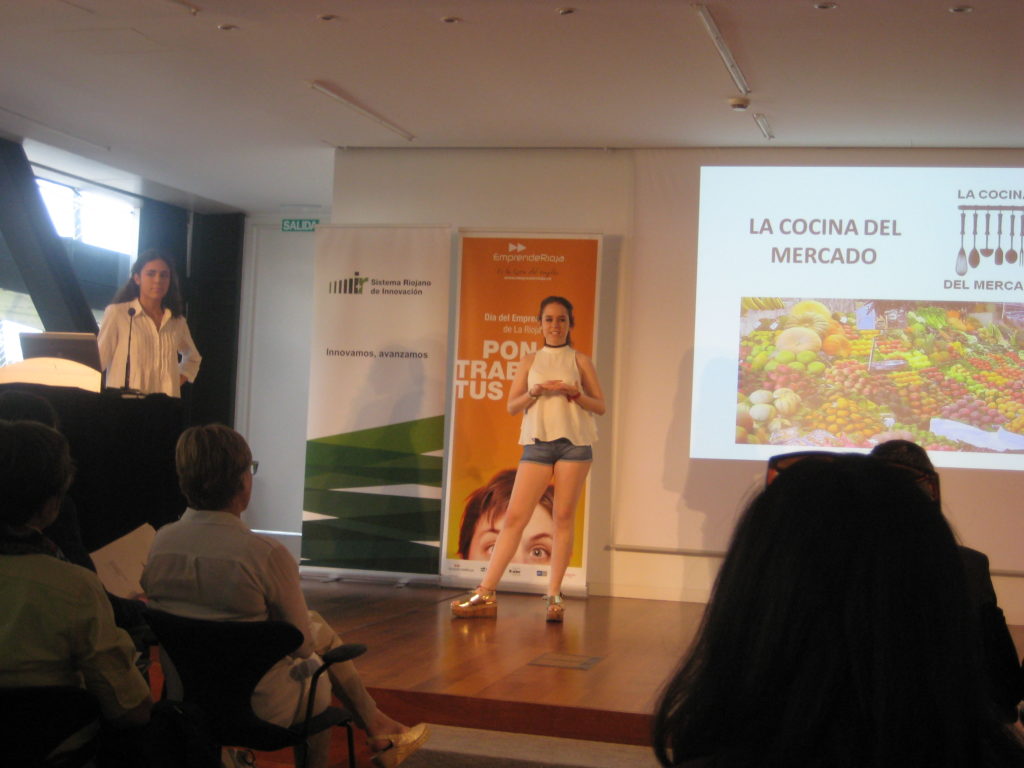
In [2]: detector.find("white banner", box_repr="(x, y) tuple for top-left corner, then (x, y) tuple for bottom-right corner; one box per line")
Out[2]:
(302, 226), (451, 574)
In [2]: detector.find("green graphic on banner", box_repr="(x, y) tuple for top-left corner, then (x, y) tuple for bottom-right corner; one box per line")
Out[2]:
(301, 416), (443, 573)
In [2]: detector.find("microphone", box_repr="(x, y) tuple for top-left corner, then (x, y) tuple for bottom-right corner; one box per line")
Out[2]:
(123, 307), (136, 391)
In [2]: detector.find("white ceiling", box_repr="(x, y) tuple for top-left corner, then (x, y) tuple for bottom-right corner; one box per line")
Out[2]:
(1, 0), (1022, 215)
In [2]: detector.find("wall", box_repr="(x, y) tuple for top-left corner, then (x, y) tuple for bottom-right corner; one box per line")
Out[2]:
(235, 219), (318, 554)
(237, 147), (1024, 623)
(331, 148), (631, 594)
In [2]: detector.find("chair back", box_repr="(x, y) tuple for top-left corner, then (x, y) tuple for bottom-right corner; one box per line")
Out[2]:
(0, 685), (100, 767)
(146, 609), (305, 751)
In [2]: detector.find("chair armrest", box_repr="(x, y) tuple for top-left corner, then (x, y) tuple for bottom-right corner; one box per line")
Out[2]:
(302, 644), (367, 730)
(320, 643), (367, 666)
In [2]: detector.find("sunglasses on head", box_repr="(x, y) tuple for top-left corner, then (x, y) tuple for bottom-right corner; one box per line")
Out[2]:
(765, 450), (940, 502)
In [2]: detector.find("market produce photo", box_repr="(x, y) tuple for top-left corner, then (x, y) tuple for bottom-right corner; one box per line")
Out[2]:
(736, 298), (1024, 452)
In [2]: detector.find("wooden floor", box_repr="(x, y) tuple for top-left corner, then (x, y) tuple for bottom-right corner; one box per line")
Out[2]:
(306, 579), (705, 737)
(215, 578), (1024, 768)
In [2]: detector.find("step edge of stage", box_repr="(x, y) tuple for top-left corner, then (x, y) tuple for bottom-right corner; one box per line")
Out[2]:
(368, 687), (653, 746)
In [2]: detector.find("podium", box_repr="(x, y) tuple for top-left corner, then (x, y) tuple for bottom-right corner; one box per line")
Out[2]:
(0, 377), (187, 551)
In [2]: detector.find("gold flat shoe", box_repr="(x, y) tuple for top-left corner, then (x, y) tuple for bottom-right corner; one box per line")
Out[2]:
(451, 587), (497, 618)
(371, 722), (430, 768)
(545, 593), (565, 622)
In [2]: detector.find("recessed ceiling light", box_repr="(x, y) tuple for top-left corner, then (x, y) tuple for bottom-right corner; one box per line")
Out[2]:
(557, 7), (577, 15)
(813, 2), (838, 9)
(317, 14), (339, 22)
(217, 23), (239, 31)
(949, 5), (973, 12)
(441, 16), (462, 24)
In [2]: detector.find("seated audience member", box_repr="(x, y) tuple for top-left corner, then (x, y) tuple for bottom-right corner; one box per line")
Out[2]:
(871, 438), (1024, 722)
(0, 390), (91, 567)
(0, 419), (152, 761)
(653, 453), (1024, 768)
(142, 424), (428, 768)
(0, 390), (149, 635)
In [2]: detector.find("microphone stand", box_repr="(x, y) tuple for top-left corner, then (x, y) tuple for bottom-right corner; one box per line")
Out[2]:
(119, 306), (145, 398)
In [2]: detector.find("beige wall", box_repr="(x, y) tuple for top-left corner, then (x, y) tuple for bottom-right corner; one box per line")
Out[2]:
(236, 146), (1024, 621)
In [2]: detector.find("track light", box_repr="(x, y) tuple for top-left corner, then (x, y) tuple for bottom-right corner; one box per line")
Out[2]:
(693, 3), (751, 96)
(310, 80), (415, 142)
(753, 112), (774, 140)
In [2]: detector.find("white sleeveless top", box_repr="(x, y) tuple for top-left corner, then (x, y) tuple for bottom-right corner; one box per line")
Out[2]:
(518, 345), (598, 446)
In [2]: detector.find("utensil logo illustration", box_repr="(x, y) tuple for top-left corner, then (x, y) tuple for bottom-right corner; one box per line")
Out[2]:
(955, 205), (1024, 274)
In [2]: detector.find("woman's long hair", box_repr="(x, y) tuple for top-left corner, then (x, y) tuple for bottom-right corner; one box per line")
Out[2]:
(111, 249), (184, 317)
(652, 454), (1024, 768)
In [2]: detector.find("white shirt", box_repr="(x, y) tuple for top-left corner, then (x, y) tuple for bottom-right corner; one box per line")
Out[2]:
(142, 509), (318, 726)
(0, 554), (151, 721)
(97, 300), (201, 397)
(518, 345), (598, 446)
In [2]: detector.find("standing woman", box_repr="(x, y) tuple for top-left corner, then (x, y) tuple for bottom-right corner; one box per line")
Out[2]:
(97, 250), (201, 397)
(452, 296), (605, 622)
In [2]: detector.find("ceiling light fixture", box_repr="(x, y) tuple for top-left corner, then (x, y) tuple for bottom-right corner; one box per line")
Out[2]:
(693, 3), (750, 96)
(949, 5), (973, 12)
(441, 16), (462, 24)
(813, 2), (838, 9)
(557, 7), (577, 15)
(753, 112), (774, 140)
(309, 80), (415, 142)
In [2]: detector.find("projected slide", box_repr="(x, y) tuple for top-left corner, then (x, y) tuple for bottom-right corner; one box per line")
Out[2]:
(692, 167), (1024, 470)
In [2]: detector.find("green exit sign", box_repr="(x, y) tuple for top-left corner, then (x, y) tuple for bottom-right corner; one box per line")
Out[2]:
(281, 218), (320, 232)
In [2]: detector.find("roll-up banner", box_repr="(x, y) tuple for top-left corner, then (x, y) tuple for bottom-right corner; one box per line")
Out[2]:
(303, 226), (452, 575)
(441, 233), (601, 595)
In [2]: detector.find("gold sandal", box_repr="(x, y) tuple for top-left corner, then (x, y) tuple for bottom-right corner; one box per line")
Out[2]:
(370, 723), (430, 768)
(451, 586), (497, 618)
(545, 594), (565, 622)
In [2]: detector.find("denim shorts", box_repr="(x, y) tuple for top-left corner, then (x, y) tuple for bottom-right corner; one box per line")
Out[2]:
(520, 438), (593, 465)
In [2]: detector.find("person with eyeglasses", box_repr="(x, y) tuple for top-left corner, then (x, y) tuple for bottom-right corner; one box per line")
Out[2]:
(653, 452), (1024, 768)
(142, 424), (428, 768)
(870, 439), (1023, 724)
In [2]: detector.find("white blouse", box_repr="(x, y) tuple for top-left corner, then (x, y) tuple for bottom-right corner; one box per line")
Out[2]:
(518, 345), (598, 446)
(97, 300), (201, 397)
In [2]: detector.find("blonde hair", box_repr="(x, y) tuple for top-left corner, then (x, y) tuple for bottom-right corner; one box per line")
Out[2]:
(175, 424), (251, 510)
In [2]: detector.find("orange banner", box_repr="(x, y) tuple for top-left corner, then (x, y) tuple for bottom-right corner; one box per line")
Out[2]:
(442, 233), (600, 592)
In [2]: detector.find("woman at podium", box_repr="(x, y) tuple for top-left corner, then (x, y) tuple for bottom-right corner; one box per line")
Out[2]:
(97, 250), (201, 397)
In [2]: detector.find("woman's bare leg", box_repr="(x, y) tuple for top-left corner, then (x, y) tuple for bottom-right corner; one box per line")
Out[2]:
(300, 729), (331, 768)
(546, 460), (591, 597)
(479, 461), (554, 590)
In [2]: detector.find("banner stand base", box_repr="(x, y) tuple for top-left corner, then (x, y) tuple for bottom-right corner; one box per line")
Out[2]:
(300, 566), (441, 588)
(440, 574), (588, 599)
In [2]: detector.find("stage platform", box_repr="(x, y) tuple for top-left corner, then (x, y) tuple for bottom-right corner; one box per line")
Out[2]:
(302, 578), (707, 748)
(244, 577), (1023, 766)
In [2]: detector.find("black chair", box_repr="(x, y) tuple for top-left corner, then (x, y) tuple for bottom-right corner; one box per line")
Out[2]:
(145, 609), (366, 768)
(0, 686), (101, 767)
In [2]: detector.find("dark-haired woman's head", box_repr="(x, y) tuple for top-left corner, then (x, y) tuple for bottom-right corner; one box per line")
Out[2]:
(111, 249), (184, 316)
(538, 296), (574, 347)
(0, 420), (74, 528)
(653, 453), (1016, 768)
(0, 390), (59, 428)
